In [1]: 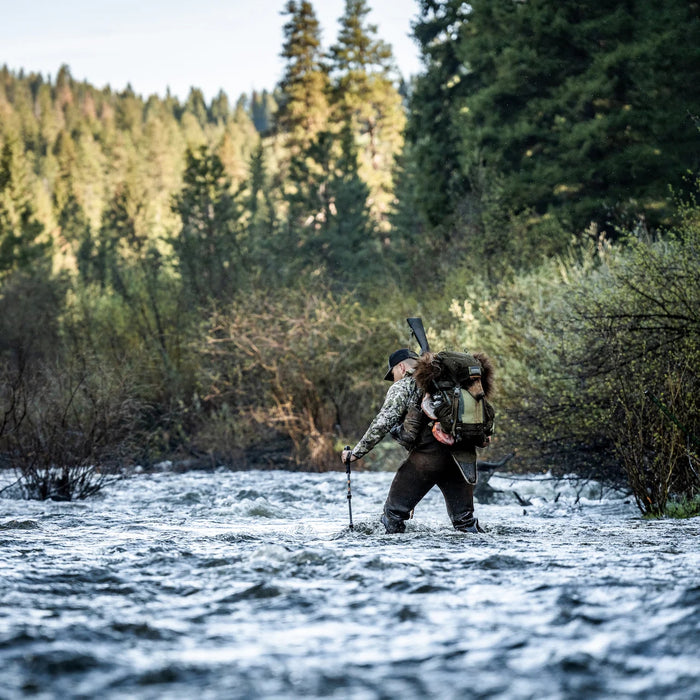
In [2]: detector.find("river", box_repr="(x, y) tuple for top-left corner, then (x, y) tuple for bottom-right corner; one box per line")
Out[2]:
(1, 467), (699, 699)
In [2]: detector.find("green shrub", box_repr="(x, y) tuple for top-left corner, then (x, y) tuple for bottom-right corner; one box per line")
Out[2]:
(559, 188), (700, 514)
(664, 493), (700, 519)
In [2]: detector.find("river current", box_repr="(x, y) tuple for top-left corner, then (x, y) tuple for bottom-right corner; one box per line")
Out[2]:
(1, 467), (699, 699)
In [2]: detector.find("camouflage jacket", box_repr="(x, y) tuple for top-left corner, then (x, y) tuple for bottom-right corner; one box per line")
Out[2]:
(351, 371), (422, 459)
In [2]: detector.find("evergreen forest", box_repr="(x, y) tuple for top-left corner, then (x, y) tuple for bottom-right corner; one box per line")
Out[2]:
(1, 0), (699, 516)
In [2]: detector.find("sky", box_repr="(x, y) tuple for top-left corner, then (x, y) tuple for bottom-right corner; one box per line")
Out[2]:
(1, 0), (424, 102)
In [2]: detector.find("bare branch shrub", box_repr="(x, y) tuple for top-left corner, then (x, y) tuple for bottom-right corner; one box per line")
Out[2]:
(565, 203), (700, 515)
(0, 355), (143, 500)
(196, 288), (398, 470)
(610, 356), (697, 515)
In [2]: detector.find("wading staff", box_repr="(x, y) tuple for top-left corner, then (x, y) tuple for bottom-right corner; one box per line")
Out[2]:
(343, 445), (354, 531)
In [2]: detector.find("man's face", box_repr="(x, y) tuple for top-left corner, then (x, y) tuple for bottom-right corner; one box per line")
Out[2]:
(390, 363), (403, 382)
(391, 360), (415, 382)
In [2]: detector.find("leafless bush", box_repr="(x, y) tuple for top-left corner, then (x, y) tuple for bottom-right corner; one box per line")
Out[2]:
(0, 356), (143, 500)
(197, 289), (396, 470)
(611, 366), (698, 516)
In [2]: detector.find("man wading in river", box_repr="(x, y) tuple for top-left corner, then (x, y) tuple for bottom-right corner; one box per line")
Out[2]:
(341, 348), (484, 534)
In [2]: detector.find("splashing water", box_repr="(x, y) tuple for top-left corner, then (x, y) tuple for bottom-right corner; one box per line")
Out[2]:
(1, 469), (698, 699)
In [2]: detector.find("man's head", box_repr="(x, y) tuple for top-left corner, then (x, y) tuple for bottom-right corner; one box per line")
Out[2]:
(384, 348), (419, 381)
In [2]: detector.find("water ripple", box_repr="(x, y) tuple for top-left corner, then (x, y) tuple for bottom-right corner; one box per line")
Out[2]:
(1, 469), (698, 699)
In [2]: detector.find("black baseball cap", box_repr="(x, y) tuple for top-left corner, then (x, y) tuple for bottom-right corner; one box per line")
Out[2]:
(384, 348), (419, 381)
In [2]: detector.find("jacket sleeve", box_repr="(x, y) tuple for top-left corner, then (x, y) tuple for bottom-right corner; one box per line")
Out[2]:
(351, 378), (414, 458)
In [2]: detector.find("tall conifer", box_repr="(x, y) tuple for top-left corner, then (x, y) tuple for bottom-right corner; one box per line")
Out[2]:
(0, 140), (50, 278)
(322, 119), (380, 283)
(408, 0), (471, 228)
(170, 146), (244, 304)
(277, 1), (330, 154)
(328, 0), (405, 220)
(409, 0), (700, 244)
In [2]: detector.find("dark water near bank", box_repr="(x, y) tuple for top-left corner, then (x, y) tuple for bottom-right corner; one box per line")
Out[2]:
(1, 469), (699, 699)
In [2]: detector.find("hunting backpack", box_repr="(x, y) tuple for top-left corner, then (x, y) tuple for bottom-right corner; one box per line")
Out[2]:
(413, 350), (495, 449)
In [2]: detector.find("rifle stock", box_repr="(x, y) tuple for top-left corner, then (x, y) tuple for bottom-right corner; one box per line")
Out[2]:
(407, 317), (430, 355)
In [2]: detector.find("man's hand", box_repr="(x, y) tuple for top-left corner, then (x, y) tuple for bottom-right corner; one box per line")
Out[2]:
(342, 449), (356, 464)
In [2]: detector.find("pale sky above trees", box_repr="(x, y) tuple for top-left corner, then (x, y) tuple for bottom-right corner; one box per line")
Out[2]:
(0, 0), (422, 101)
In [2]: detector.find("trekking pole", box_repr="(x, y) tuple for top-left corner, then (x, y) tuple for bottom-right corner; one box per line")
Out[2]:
(343, 445), (354, 531)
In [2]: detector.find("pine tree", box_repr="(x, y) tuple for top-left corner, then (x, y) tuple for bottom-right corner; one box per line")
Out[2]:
(210, 90), (231, 124)
(408, 0), (700, 242)
(387, 142), (427, 280)
(0, 140), (50, 279)
(245, 142), (278, 278)
(277, 1), (331, 154)
(140, 105), (186, 238)
(10, 75), (39, 154)
(321, 119), (381, 284)
(217, 103), (258, 186)
(247, 143), (275, 239)
(95, 182), (143, 294)
(90, 179), (181, 380)
(285, 120), (380, 287)
(58, 191), (91, 259)
(250, 90), (277, 134)
(407, 0), (472, 228)
(0, 137), (62, 367)
(184, 88), (210, 127)
(284, 130), (336, 278)
(35, 81), (60, 153)
(54, 65), (82, 136)
(170, 146), (245, 304)
(115, 84), (144, 136)
(328, 0), (406, 220)
(52, 130), (77, 216)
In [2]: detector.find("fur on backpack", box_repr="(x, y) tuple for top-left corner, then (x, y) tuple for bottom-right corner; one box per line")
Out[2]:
(413, 350), (496, 448)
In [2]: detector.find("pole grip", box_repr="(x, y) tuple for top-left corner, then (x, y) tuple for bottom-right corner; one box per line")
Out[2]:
(344, 445), (352, 486)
